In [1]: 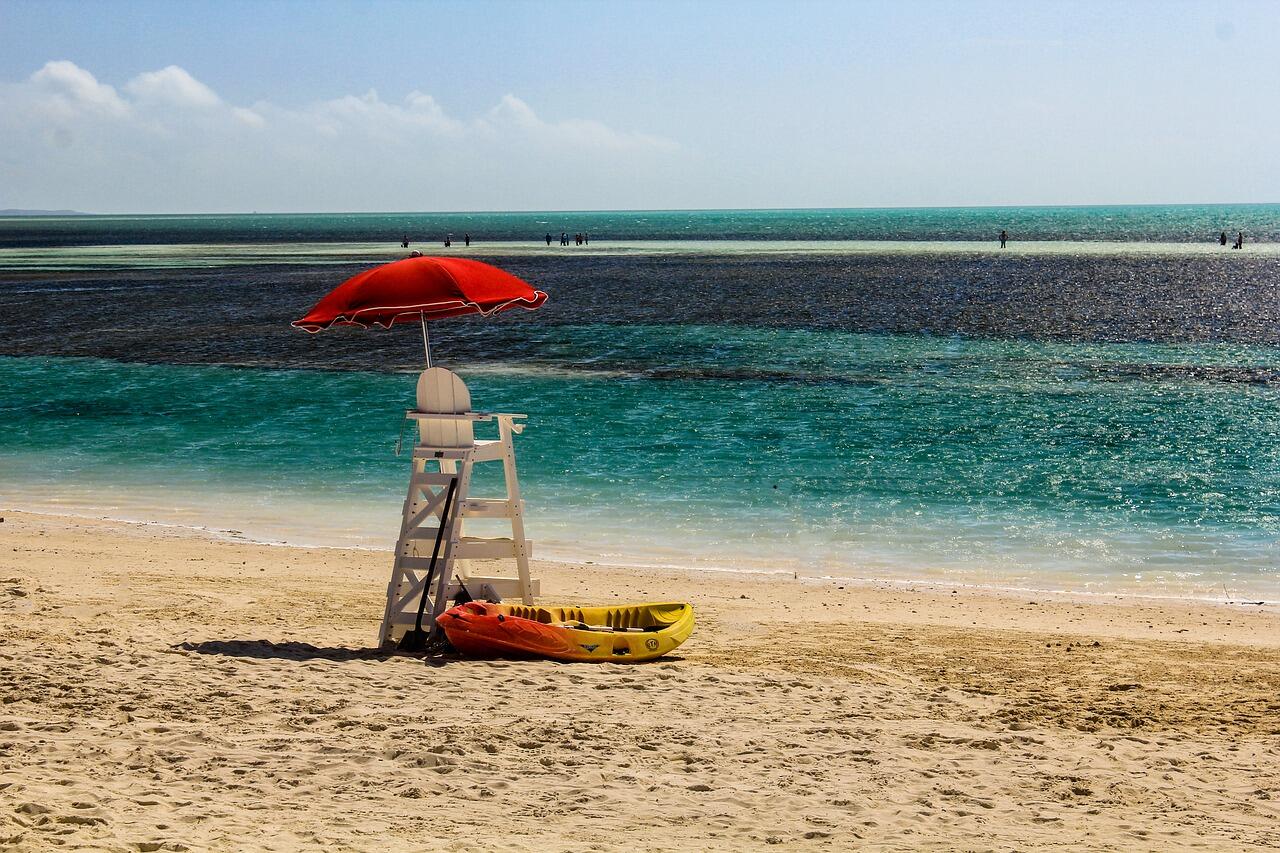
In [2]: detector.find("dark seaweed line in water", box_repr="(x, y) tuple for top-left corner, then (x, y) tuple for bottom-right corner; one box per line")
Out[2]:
(1087, 363), (1280, 386)
(4, 253), (1280, 376)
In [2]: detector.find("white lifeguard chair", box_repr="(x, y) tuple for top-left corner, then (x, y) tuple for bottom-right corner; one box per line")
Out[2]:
(377, 367), (537, 647)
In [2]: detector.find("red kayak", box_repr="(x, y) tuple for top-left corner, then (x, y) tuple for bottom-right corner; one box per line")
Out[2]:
(438, 601), (694, 662)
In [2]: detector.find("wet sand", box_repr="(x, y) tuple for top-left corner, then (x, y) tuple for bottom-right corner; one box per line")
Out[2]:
(2, 511), (1278, 851)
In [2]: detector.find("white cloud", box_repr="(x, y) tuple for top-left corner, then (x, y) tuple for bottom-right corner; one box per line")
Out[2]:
(488, 94), (540, 129)
(483, 94), (678, 152)
(26, 60), (129, 119)
(126, 65), (221, 108)
(0, 60), (683, 212)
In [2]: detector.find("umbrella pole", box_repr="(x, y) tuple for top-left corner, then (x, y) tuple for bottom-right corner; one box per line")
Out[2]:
(420, 313), (432, 368)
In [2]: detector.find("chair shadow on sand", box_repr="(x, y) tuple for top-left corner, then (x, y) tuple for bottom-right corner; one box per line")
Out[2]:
(175, 639), (410, 663)
(174, 639), (684, 666)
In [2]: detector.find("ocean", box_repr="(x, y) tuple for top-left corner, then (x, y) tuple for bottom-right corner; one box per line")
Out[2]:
(3, 206), (1279, 600)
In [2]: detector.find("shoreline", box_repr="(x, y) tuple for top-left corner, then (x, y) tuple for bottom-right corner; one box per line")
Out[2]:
(8, 503), (1276, 610)
(2, 507), (1280, 640)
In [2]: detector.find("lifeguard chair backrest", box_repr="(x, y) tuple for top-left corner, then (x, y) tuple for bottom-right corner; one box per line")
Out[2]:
(415, 367), (474, 448)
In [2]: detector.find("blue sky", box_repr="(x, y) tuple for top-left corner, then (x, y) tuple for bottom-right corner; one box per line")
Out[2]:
(1, 0), (1277, 212)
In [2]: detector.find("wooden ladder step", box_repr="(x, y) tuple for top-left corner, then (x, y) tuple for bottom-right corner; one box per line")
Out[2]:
(396, 537), (534, 563)
(454, 575), (541, 598)
(394, 554), (453, 571)
(454, 537), (531, 560)
(460, 498), (522, 518)
(407, 472), (459, 487)
(400, 522), (519, 542)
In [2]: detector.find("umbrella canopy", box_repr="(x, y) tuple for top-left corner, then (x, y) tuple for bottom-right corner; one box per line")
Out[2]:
(292, 255), (548, 332)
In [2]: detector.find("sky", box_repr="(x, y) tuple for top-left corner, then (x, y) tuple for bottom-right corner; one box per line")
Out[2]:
(1, 0), (1278, 213)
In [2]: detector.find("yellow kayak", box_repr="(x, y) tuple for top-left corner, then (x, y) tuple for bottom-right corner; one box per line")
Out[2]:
(439, 601), (695, 661)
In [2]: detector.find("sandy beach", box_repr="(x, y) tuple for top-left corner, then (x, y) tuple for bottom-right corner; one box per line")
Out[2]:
(0, 511), (1276, 851)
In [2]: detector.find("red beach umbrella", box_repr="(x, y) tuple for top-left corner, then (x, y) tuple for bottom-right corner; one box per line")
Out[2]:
(292, 255), (548, 365)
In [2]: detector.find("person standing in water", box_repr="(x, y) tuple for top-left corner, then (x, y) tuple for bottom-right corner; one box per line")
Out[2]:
(999, 229), (1008, 249)
(401, 234), (409, 248)
(1220, 231), (1228, 246)
(464, 233), (471, 247)
(1234, 231), (1244, 249)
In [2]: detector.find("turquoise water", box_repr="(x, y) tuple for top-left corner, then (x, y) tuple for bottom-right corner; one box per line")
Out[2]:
(3, 205), (1279, 600)
(4, 328), (1279, 599)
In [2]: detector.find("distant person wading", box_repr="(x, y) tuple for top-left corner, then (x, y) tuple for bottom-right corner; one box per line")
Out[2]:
(999, 229), (1008, 249)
